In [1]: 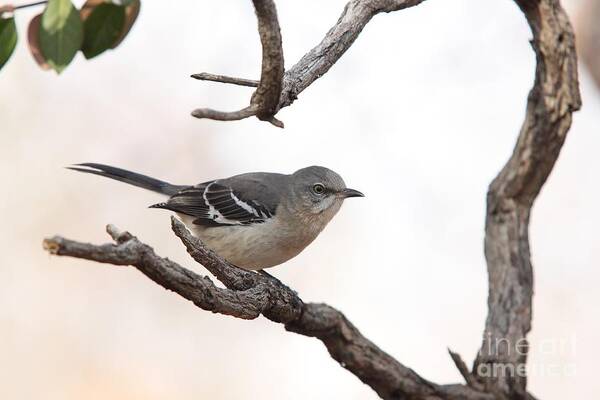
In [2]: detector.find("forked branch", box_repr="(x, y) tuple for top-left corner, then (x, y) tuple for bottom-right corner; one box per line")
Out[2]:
(192, 0), (426, 126)
(191, 0), (284, 128)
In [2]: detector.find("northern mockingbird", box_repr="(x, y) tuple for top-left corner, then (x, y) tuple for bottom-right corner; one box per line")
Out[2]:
(69, 163), (364, 270)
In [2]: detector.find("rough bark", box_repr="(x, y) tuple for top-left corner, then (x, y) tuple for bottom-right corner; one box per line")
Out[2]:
(43, 218), (492, 400)
(192, 0), (426, 125)
(472, 0), (581, 398)
(43, 0), (581, 398)
(192, 0), (284, 128)
(277, 0), (426, 110)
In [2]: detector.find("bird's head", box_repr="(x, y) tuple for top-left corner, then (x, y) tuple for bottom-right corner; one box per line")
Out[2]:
(289, 166), (364, 219)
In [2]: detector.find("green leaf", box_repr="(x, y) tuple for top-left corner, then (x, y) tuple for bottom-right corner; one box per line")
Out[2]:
(111, 0), (139, 49)
(40, 0), (83, 74)
(0, 16), (17, 71)
(81, 3), (125, 59)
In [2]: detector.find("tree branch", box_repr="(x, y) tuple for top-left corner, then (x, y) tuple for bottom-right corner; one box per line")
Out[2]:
(449, 349), (482, 390)
(42, 225), (266, 319)
(191, 0), (284, 128)
(0, 1), (47, 13)
(249, 0), (284, 121)
(191, 72), (259, 88)
(44, 217), (497, 400)
(192, 0), (425, 125)
(278, 0), (425, 109)
(190, 105), (257, 123)
(472, 0), (581, 397)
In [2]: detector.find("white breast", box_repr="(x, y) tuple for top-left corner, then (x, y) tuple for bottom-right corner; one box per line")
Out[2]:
(177, 214), (318, 270)
(176, 199), (343, 270)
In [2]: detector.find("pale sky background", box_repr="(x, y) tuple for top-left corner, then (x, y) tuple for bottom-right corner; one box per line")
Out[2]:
(1, 0), (598, 399)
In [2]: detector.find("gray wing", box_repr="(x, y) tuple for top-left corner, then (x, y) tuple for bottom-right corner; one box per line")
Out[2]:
(150, 174), (283, 227)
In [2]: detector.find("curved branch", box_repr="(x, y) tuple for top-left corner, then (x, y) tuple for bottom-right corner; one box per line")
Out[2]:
(249, 0), (284, 120)
(44, 218), (497, 400)
(473, 0), (581, 397)
(192, 0), (284, 128)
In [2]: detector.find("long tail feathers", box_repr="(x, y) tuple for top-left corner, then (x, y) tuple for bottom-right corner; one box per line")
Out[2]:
(67, 163), (188, 196)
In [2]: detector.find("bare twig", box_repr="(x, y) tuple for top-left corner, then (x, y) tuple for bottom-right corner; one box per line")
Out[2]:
(449, 349), (480, 389)
(191, 72), (259, 87)
(473, 0), (581, 397)
(192, 0), (284, 128)
(15, 0), (45, 9)
(0, 0), (47, 13)
(191, 105), (257, 122)
(1, 0), (47, 12)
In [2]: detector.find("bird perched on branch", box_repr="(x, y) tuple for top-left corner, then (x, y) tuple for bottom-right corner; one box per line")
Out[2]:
(69, 163), (364, 270)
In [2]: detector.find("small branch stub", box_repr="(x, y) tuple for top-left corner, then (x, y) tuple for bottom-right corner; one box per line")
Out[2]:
(191, 72), (259, 88)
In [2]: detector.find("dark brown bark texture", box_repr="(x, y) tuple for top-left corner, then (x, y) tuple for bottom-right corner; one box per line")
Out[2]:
(43, 0), (581, 399)
(191, 0), (285, 127)
(474, 0), (581, 398)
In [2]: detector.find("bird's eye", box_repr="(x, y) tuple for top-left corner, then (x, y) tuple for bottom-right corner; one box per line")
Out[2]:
(312, 183), (325, 195)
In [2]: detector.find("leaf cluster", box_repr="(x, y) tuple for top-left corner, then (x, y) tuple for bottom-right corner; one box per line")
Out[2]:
(0, 0), (140, 73)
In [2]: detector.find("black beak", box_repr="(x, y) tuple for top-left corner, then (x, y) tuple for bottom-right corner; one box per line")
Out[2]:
(340, 188), (365, 199)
